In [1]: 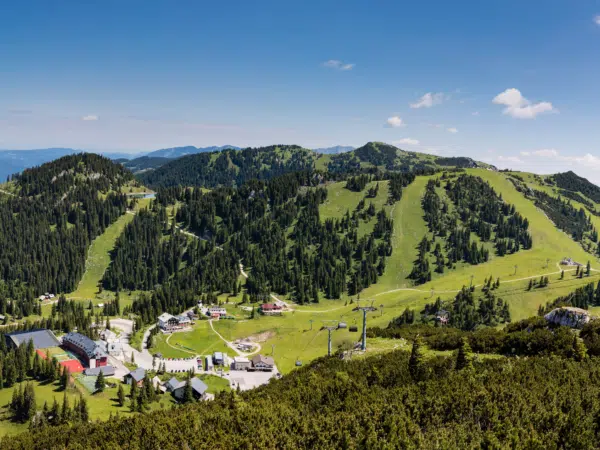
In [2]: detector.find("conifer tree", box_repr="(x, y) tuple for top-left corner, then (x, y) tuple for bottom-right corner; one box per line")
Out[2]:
(79, 395), (89, 422)
(408, 336), (425, 381)
(50, 397), (60, 425)
(573, 336), (587, 362)
(60, 366), (70, 390)
(95, 371), (106, 393)
(183, 377), (194, 403)
(117, 384), (125, 407)
(60, 392), (70, 424)
(455, 338), (473, 371)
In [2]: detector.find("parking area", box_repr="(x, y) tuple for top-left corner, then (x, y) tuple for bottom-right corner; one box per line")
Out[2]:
(227, 367), (280, 391)
(162, 358), (199, 373)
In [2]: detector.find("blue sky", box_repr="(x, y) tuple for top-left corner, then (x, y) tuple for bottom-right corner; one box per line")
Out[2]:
(1, 1), (600, 181)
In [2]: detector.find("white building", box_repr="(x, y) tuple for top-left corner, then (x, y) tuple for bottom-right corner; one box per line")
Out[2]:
(232, 356), (251, 371)
(158, 313), (178, 331)
(107, 342), (123, 356)
(207, 307), (227, 318)
(177, 314), (192, 326)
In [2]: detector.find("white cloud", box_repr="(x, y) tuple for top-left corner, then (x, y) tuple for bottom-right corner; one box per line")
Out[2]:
(497, 155), (523, 164)
(496, 148), (600, 185)
(393, 138), (420, 145)
(531, 148), (559, 157)
(385, 116), (405, 128)
(82, 115), (98, 121)
(492, 88), (555, 119)
(594, 15), (600, 25)
(323, 60), (354, 71)
(410, 92), (445, 109)
(447, 127), (458, 133)
(472, 111), (480, 116)
(519, 149), (600, 170)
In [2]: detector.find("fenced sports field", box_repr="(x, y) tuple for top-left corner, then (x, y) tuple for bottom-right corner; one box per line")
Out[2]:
(36, 346), (79, 362)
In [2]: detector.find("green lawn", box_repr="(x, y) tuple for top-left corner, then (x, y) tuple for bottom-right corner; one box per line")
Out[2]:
(152, 321), (232, 358)
(197, 374), (231, 394)
(320, 180), (391, 237)
(0, 376), (175, 437)
(67, 212), (134, 301)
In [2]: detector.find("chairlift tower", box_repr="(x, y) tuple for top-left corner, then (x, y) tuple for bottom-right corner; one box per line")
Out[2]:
(322, 320), (339, 356)
(353, 300), (377, 351)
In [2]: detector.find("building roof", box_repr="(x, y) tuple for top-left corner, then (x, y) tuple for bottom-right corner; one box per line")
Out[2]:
(166, 377), (182, 391)
(84, 366), (116, 376)
(158, 312), (176, 322)
(177, 315), (191, 323)
(260, 304), (281, 310)
(168, 377), (208, 396)
(108, 342), (123, 351)
(63, 332), (107, 359)
(6, 329), (60, 349)
(214, 352), (224, 360)
(126, 368), (146, 382)
(252, 354), (275, 367)
(190, 378), (208, 395)
(233, 356), (250, 363)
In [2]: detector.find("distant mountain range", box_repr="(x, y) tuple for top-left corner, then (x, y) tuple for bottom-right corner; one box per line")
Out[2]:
(0, 148), (81, 181)
(0, 145), (241, 180)
(144, 145), (239, 158)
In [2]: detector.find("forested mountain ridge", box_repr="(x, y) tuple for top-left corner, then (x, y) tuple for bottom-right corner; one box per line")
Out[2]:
(15, 152), (133, 197)
(0, 154), (133, 298)
(553, 170), (600, 204)
(138, 145), (318, 188)
(119, 156), (173, 174)
(138, 142), (494, 189)
(109, 170), (412, 323)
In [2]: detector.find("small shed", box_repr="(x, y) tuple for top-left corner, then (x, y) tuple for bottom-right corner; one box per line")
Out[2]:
(124, 368), (146, 386)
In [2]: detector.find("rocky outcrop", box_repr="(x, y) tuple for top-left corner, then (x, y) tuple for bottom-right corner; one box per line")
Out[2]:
(544, 307), (592, 329)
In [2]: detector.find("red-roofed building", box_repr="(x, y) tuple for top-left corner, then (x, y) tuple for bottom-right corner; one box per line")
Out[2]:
(59, 359), (84, 374)
(259, 304), (283, 316)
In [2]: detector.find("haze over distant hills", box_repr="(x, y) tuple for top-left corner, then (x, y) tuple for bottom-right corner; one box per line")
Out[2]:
(144, 145), (240, 158)
(0, 145), (241, 180)
(0, 148), (81, 180)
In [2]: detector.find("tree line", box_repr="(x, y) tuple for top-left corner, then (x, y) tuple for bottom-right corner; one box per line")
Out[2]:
(5, 344), (600, 448)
